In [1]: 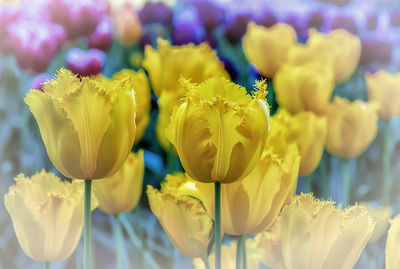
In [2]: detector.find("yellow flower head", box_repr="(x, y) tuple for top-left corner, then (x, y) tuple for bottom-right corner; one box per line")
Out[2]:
(307, 29), (361, 83)
(143, 39), (229, 150)
(270, 109), (327, 176)
(98, 69), (151, 144)
(243, 22), (297, 78)
(146, 173), (213, 259)
(25, 69), (137, 179)
(193, 238), (263, 269)
(94, 150), (144, 215)
(4, 170), (98, 262)
(166, 77), (270, 183)
(143, 39), (229, 96)
(326, 97), (378, 159)
(386, 215), (400, 269)
(256, 194), (375, 269)
(365, 70), (400, 119)
(274, 60), (335, 115)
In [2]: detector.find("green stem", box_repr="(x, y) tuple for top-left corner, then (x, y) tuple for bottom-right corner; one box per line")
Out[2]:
(113, 215), (123, 269)
(84, 180), (92, 269)
(342, 159), (351, 207)
(204, 259), (211, 269)
(242, 235), (247, 269)
(382, 119), (392, 205)
(44, 262), (49, 269)
(236, 235), (246, 269)
(214, 182), (221, 269)
(305, 174), (313, 193)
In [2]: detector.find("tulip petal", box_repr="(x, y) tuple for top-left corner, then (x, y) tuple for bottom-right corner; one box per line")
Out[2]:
(25, 91), (82, 179)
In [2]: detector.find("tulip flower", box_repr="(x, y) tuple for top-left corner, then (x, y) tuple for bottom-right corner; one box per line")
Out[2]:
(224, 13), (253, 44)
(307, 29), (361, 83)
(143, 39), (228, 150)
(326, 97), (378, 159)
(25, 68), (136, 269)
(111, 70), (151, 144)
(365, 70), (400, 119)
(25, 68), (137, 180)
(66, 48), (105, 77)
(88, 17), (113, 51)
(113, 3), (143, 46)
(167, 77), (269, 269)
(94, 151), (144, 215)
(386, 215), (400, 269)
(274, 61), (335, 115)
(256, 194), (375, 269)
(167, 78), (270, 184)
(365, 70), (400, 204)
(4, 170), (98, 263)
(147, 174), (213, 260)
(242, 22), (297, 78)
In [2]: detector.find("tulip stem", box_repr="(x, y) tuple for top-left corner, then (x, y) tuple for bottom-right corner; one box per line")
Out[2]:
(382, 119), (392, 205)
(84, 180), (93, 269)
(44, 262), (49, 269)
(214, 182), (221, 269)
(342, 159), (351, 207)
(113, 215), (123, 269)
(204, 259), (211, 269)
(236, 235), (247, 269)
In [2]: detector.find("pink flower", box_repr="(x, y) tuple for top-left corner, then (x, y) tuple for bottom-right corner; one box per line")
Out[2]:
(66, 48), (105, 77)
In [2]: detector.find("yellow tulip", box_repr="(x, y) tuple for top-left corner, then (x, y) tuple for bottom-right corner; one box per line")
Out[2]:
(113, 3), (142, 46)
(166, 78), (270, 183)
(146, 174), (213, 259)
(25, 69), (137, 179)
(111, 70), (151, 144)
(386, 215), (400, 269)
(307, 29), (361, 83)
(270, 109), (327, 176)
(193, 238), (263, 269)
(192, 134), (300, 235)
(143, 39), (228, 97)
(274, 60), (335, 115)
(365, 70), (400, 119)
(256, 194), (375, 269)
(326, 97), (378, 159)
(142, 39), (229, 150)
(94, 150), (144, 215)
(242, 22), (297, 78)
(4, 170), (98, 262)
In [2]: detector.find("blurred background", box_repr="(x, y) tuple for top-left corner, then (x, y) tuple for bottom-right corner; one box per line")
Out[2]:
(1, 0), (400, 268)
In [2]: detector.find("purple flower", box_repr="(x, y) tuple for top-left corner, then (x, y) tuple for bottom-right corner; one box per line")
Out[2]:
(224, 13), (253, 44)
(306, 11), (324, 30)
(330, 15), (358, 34)
(88, 17), (113, 51)
(390, 11), (400, 27)
(66, 48), (105, 77)
(192, 0), (224, 32)
(138, 2), (173, 26)
(366, 14), (378, 31)
(255, 9), (277, 28)
(202, 32), (217, 49)
(284, 15), (308, 41)
(30, 73), (51, 91)
(7, 20), (66, 73)
(172, 23), (199, 45)
(140, 32), (152, 49)
(359, 38), (392, 66)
